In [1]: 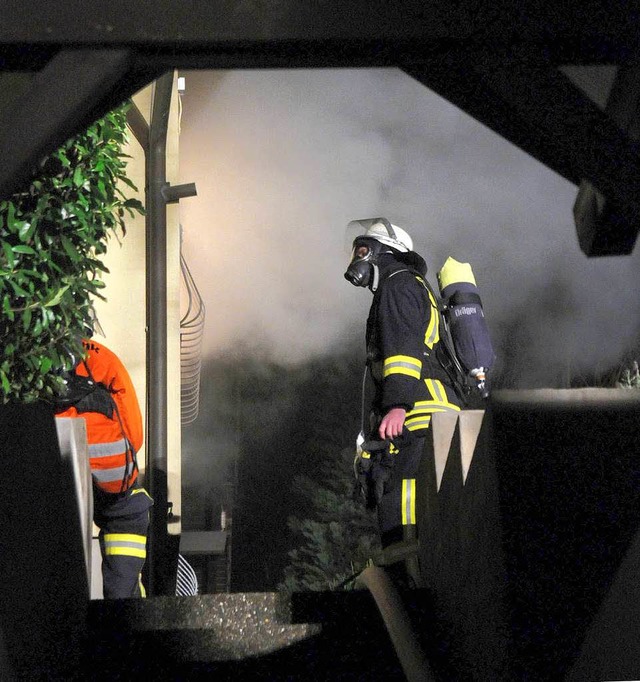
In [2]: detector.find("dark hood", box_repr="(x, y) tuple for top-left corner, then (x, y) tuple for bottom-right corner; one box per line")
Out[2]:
(377, 250), (428, 279)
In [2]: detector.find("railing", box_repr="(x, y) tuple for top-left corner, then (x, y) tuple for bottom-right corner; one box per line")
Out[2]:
(180, 251), (205, 425)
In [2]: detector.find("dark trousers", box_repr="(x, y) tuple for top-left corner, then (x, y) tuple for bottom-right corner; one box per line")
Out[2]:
(377, 436), (425, 548)
(93, 483), (153, 599)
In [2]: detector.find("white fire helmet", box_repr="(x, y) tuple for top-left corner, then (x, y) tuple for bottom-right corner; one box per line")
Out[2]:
(347, 218), (413, 253)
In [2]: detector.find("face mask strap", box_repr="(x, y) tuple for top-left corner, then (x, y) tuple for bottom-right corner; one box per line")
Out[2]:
(370, 263), (380, 292)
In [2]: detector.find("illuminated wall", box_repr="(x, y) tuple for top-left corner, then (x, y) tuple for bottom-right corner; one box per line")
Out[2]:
(92, 75), (182, 531)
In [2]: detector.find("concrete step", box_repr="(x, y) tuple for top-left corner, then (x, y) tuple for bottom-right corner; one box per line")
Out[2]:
(89, 593), (319, 662)
(86, 592), (407, 680)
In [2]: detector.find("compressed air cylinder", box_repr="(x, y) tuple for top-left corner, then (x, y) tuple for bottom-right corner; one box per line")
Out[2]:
(437, 257), (496, 377)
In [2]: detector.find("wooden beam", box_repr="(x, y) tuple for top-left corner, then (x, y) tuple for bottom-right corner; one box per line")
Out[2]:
(0, 49), (148, 199)
(0, 0), (637, 66)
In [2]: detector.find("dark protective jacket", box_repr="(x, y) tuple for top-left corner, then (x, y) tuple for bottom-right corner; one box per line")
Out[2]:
(366, 258), (461, 434)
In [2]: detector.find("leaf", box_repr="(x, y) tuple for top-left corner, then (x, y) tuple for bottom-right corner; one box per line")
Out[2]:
(57, 149), (71, 168)
(39, 308), (49, 330)
(43, 284), (70, 307)
(8, 280), (28, 297)
(60, 235), (79, 261)
(18, 220), (33, 242)
(0, 369), (10, 395)
(72, 165), (84, 188)
(2, 241), (14, 268)
(22, 307), (32, 332)
(118, 175), (138, 191)
(39, 356), (53, 374)
(12, 245), (36, 255)
(19, 269), (45, 282)
(6, 201), (16, 230)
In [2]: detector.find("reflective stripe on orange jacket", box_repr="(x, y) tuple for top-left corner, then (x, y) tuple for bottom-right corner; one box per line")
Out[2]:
(56, 339), (143, 494)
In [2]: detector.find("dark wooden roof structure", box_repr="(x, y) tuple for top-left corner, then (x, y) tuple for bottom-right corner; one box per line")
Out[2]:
(1, 1), (638, 254)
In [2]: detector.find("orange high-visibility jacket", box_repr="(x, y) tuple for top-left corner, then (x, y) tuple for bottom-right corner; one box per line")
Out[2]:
(56, 339), (143, 494)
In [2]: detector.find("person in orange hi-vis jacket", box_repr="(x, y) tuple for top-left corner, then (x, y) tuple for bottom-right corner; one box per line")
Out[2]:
(55, 338), (153, 598)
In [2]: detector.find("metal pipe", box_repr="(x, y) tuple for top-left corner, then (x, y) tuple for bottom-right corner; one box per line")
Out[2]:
(146, 70), (174, 595)
(162, 182), (197, 204)
(356, 566), (435, 682)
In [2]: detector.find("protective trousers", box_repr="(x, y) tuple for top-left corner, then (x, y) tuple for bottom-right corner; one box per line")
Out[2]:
(377, 436), (424, 549)
(93, 483), (153, 599)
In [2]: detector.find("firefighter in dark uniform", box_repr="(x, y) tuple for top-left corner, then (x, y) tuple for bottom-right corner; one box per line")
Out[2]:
(55, 338), (152, 598)
(345, 218), (462, 553)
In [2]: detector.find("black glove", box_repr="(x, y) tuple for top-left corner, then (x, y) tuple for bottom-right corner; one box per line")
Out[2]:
(353, 439), (398, 510)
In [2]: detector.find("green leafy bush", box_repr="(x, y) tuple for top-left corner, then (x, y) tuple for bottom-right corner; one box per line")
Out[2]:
(0, 104), (143, 403)
(279, 452), (381, 592)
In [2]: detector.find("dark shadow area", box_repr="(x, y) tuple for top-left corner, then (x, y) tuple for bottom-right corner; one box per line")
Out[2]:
(87, 591), (405, 681)
(492, 393), (640, 680)
(181, 344), (364, 592)
(567, 518), (640, 680)
(418, 413), (510, 681)
(0, 403), (88, 681)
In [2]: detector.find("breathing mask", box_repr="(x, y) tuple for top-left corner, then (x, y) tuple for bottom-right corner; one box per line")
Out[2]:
(344, 237), (388, 290)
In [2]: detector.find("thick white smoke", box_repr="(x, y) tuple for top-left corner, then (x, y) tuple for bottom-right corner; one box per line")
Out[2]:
(178, 67), (640, 388)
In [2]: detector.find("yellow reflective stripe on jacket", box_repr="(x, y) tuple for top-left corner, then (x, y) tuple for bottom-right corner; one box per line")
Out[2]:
(405, 379), (460, 432)
(401, 478), (416, 525)
(103, 533), (147, 559)
(383, 355), (422, 380)
(406, 381), (461, 416)
(424, 379), (461, 411)
(423, 286), (440, 349)
(405, 414), (432, 431)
